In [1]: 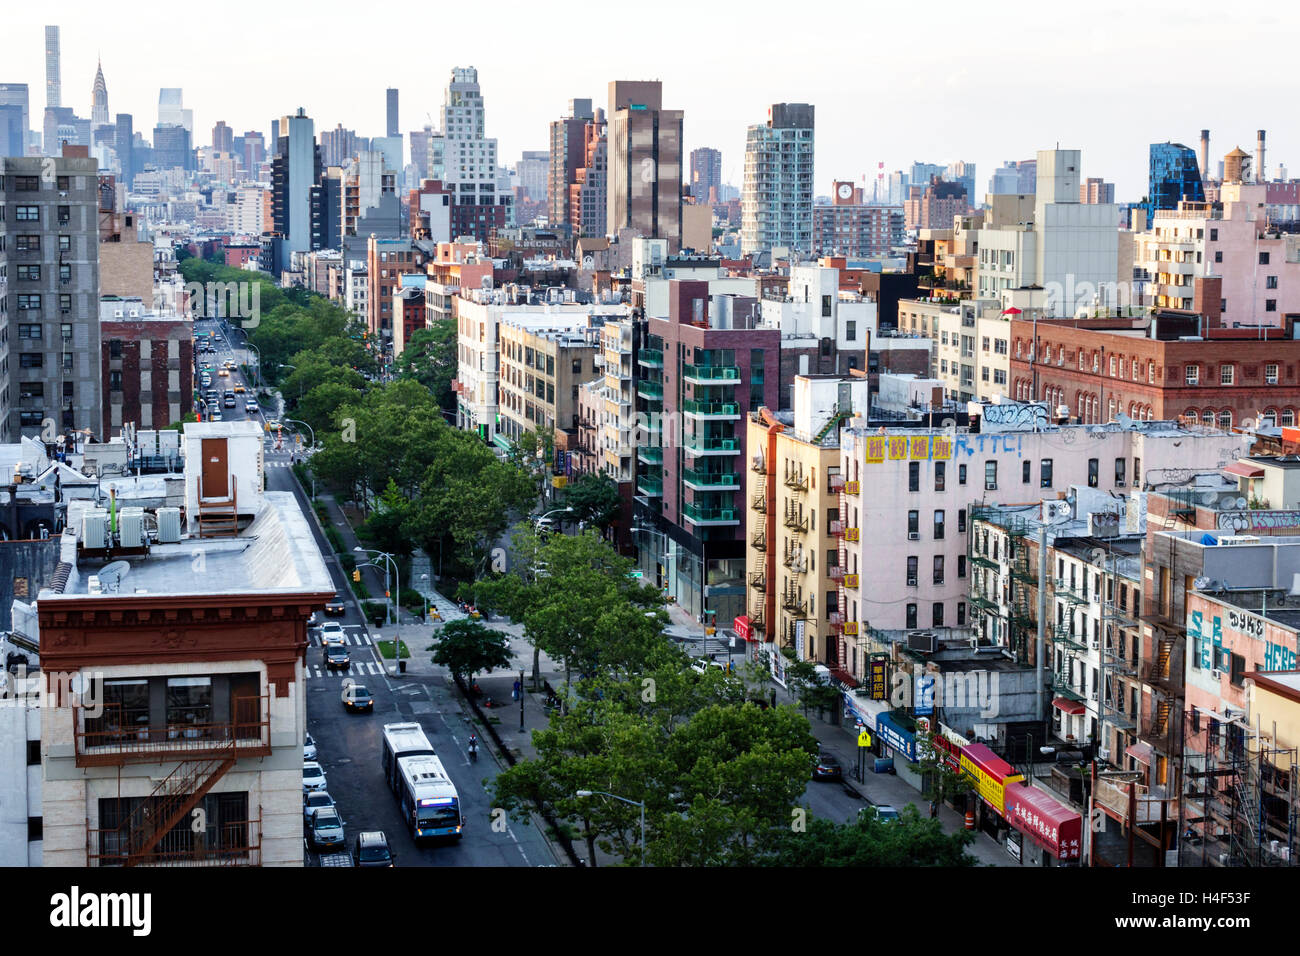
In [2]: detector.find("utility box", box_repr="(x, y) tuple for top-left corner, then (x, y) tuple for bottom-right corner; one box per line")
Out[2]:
(82, 509), (109, 549)
(118, 507), (145, 549)
(156, 507), (182, 543)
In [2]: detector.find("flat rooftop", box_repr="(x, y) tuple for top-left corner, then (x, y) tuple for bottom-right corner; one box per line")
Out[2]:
(49, 491), (332, 601)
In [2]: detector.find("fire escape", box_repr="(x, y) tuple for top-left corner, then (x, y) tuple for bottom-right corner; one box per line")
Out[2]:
(81, 694), (270, 866)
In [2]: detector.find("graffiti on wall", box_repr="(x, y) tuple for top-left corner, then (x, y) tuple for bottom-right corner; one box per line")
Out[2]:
(981, 401), (1049, 432)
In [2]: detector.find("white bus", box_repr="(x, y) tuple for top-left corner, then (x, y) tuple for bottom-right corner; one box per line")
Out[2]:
(396, 754), (463, 842)
(381, 722), (435, 793)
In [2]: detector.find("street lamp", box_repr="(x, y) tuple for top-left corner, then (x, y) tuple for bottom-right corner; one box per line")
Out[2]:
(230, 326), (260, 387)
(534, 506), (573, 531)
(575, 790), (645, 866)
(283, 418), (317, 497)
(355, 547), (400, 671)
(420, 573), (430, 623)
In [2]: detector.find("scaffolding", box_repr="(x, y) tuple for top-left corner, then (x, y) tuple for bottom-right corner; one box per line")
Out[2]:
(1182, 710), (1299, 867)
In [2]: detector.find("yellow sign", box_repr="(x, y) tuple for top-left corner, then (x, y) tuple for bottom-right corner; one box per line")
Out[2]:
(910, 436), (931, 460)
(960, 752), (1025, 813)
(865, 436), (886, 463)
(858, 729), (872, 748)
(887, 436), (910, 460)
(845, 480), (861, 495)
(843, 621), (859, 635)
(933, 436), (953, 460)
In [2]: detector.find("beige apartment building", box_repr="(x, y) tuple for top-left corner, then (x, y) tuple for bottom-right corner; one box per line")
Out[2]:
(745, 375), (871, 680)
(497, 317), (601, 445)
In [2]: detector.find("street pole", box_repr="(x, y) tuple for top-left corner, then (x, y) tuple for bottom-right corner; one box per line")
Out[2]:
(519, 668), (525, 733)
(1037, 521), (1046, 729)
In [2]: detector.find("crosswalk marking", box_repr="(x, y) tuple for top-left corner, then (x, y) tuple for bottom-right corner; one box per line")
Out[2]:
(309, 633), (371, 647)
(305, 660), (383, 680)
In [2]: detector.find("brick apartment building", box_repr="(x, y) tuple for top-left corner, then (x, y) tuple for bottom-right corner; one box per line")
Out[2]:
(99, 297), (193, 436)
(1009, 312), (1300, 428)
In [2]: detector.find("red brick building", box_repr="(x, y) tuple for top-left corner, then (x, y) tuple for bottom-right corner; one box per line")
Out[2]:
(100, 299), (194, 436)
(1009, 312), (1300, 428)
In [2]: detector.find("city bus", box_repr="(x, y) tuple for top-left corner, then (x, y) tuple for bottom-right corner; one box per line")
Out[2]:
(395, 754), (463, 842)
(380, 722), (436, 794)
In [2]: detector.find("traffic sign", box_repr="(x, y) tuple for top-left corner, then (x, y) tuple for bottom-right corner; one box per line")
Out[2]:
(858, 729), (872, 748)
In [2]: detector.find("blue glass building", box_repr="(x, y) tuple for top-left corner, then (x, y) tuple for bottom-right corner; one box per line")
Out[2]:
(1140, 142), (1205, 228)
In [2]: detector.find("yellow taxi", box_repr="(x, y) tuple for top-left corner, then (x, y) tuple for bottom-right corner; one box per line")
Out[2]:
(218, 369), (230, 377)
(234, 384), (246, 393)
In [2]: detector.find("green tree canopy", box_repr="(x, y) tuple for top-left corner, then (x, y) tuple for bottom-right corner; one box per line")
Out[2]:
(431, 618), (514, 682)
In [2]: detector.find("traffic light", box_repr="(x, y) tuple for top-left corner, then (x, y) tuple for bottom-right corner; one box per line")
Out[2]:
(352, 569), (361, 582)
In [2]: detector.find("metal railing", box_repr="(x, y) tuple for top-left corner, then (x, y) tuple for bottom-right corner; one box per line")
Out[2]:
(75, 695), (271, 767)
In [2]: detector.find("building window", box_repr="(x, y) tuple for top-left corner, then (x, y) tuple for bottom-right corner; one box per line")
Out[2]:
(1284, 409), (1296, 427)
(1115, 458), (1126, 486)
(934, 510), (945, 539)
(957, 508), (967, 532)
(19, 353), (42, 369)
(1220, 363), (1234, 385)
(14, 205), (39, 222)
(845, 320), (856, 342)
(1266, 299), (1277, 312)
(109, 371), (122, 391)
(1040, 459), (1053, 488)
(1260, 252), (1270, 265)
(1266, 364), (1279, 385)
(1219, 409), (1233, 430)
(908, 510), (918, 536)
(958, 554), (967, 578)
(13, 175), (39, 191)
(957, 601), (966, 626)
(908, 461), (919, 492)
(958, 464), (967, 485)
(1185, 365), (1199, 385)
(985, 461), (997, 490)
(26, 740), (40, 765)
(932, 602), (945, 627)
(1267, 275), (1279, 289)
(933, 555), (944, 585)
(16, 265), (40, 281)
(906, 604), (918, 629)
(934, 461), (945, 491)
(906, 556), (918, 587)
(18, 324), (41, 340)
(1022, 460), (1031, 484)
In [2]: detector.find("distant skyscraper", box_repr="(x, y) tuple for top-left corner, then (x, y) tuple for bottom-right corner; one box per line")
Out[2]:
(548, 98), (593, 233)
(90, 59), (109, 129)
(271, 108), (322, 257)
(0, 105), (23, 158)
(741, 103), (814, 256)
(45, 26), (61, 110)
(1141, 142), (1205, 228)
(211, 120), (233, 154)
(946, 160), (976, 204)
(152, 124), (193, 170)
(386, 88), (399, 138)
(690, 147), (722, 204)
(320, 124), (359, 167)
(607, 81), (682, 249)
(0, 83), (30, 156)
(158, 88), (192, 134)
(570, 109), (607, 239)
(1079, 177), (1115, 204)
(114, 112), (134, 185)
(909, 161), (944, 187)
(441, 67), (510, 242)
(409, 124), (445, 181)
(241, 130), (266, 174)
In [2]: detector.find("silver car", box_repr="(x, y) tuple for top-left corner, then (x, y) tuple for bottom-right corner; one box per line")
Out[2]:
(303, 761), (327, 792)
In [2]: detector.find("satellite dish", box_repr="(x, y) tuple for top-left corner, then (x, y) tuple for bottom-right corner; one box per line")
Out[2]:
(1194, 576), (1211, 591)
(98, 560), (131, 593)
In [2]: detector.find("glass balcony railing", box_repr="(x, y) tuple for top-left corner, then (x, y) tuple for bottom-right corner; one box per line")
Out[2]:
(682, 504), (739, 524)
(637, 446), (663, 463)
(636, 348), (663, 367)
(636, 380), (664, 400)
(636, 477), (663, 496)
(682, 469), (739, 489)
(681, 400), (740, 417)
(683, 435), (739, 453)
(682, 364), (740, 383)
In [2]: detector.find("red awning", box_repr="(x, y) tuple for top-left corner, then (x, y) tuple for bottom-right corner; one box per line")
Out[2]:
(1222, 462), (1265, 479)
(1004, 782), (1083, 860)
(1052, 696), (1086, 716)
(830, 667), (859, 689)
(1125, 742), (1154, 765)
(1002, 307), (1023, 316)
(733, 616), (753, 642)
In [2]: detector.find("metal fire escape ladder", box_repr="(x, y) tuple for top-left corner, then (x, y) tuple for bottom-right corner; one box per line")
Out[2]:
(812, 405), (851, 446)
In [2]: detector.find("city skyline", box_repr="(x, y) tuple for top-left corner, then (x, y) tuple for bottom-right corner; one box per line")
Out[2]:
(7, 2), (1298, 199)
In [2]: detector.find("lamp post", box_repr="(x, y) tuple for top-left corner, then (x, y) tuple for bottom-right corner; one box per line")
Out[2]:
(230, 326), (260, 387)
(534, 506), (573, 532)
(284, 418), (316, 498)
(576, 789), (645, 866)
(355, 547), (400, 670)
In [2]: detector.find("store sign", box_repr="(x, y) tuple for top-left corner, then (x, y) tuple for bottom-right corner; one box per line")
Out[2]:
(1004, 784), (1083, 861)
(868, 660), (887, 700)
(914, 675), (935, 716)
(862, 434), (953, 464)
(959, 743), (1024, 815)
(874, 713), (916, 762)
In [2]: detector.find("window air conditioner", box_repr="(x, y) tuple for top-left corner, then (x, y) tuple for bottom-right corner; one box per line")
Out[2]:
(908, 532), (920, 540)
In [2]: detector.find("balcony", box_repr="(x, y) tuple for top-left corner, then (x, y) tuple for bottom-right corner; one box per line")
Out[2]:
(751, 530), (767, 551)
(829, 520), (845, 536)
(784, 471), (809, 492)
(682, 364), (740, 385)
(683, 469), (740, 491)
(1051, 624), (1087, 652)
(829, 474), (845, 492)
(636, 380), (663, 400)
(751, 492), (767, 513)
(781, 593), (808, 616)
(749, 571), (767, 591)
(751, 454), (769, 475)
(682, 400), (740, 419)
(684, 435), (739, 455)
(783, 510), (808, 533)
(75, 695), (272, 767)
(682, 504), (739, 526)
(636, 348), (663, 368)
(1053, 579), (1088, 605)
(89, 811), (262, 868)
(637, 446), (663, 464)
(828, 565), (844, 581)
(636, 476), (663, 497)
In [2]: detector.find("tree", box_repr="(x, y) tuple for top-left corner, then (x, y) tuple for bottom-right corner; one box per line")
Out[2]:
(754, 807), (976, 867)
(396, 321), (457, 414)
(431, 618), (514, 682)
(914, 728), (972, 814)
(561, 472), (622, 530)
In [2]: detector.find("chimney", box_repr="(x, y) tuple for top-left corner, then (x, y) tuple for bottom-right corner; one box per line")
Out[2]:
(1257, 130), (1267, 183)
(1200, 129), (1210, 180)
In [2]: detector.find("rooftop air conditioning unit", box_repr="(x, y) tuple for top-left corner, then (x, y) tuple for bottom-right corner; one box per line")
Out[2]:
(156, 507), (182, 544)
(118, 507), (145, 549)
(1217, 535), (1260, 546)
(82, 509), (109, 549)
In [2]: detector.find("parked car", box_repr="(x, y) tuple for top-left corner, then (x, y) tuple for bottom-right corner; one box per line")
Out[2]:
(812, 753), (843, 781)
(303, 761), (328, 792)
(341, 681), (373, 713)
(324, 597), (346, 616)
(303, 732), (318, 761)
(324, 643), (351, 670)
(352, 830), (395, 867)
(861, 804), (901, 824)
(303, 789), (335, 825)
(307, 807), (346, 850)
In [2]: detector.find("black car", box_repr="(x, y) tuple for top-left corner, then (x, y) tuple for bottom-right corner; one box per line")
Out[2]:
(324, 643), (351, 670)
(352, 831), (395, 867)
(324, 597), (347, 616)
(812, 753), (843, 781)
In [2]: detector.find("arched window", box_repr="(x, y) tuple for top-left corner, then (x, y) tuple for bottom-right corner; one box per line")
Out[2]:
(1202, 410), (1215, 426)
(1284, 408), (1296, 428)
(1185, 408), (1198, 423)
(1264, 408), (1279, 428)
(1219, 409), (1233, 430)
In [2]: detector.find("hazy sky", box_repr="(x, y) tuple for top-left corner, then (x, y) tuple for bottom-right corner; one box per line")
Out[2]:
(11, 1), (1298, 201)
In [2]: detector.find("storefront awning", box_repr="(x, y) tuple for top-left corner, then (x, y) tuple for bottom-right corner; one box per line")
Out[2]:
(1125, 742), (1154, 765)
(1004, 782), (1083, 861)
(1052, 696), (1086, 716)
(733, 616), (754, 642)
(1222, 462), (1265, 479)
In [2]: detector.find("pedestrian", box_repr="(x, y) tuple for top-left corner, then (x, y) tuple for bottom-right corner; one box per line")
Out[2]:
(929, 799), (938, 819)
